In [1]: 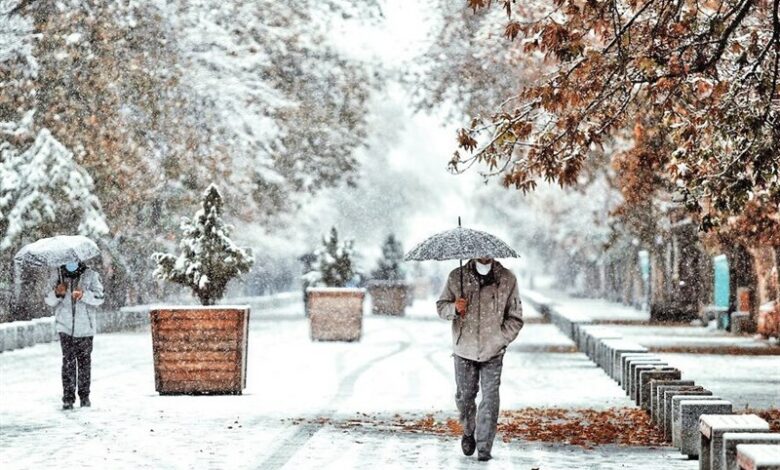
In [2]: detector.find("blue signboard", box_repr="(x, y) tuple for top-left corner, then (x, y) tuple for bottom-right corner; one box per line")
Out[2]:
(713, 255), (729, 309)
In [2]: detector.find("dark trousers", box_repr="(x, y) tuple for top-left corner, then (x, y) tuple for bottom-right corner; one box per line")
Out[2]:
(454, 353), (504, 455)
(59, 333), (93, 404)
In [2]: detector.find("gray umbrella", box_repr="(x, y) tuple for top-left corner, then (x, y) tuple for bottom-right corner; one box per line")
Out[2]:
(404, 218), (518, 295)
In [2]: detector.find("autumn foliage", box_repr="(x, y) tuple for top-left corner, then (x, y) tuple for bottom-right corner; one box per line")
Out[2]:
(452, 0), (779, 232)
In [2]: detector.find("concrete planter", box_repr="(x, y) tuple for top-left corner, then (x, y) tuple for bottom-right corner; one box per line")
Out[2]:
(367, 281), (408, 316)
(307, 288), (365, 342)
(150, 306), (250, 395)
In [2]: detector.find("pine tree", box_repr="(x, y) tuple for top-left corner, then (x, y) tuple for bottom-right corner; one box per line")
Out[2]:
(0, 124), (109, 250)
(303, 227), (358, 288)
(152, 184), (254, 305)
(371, 234), (405, 281)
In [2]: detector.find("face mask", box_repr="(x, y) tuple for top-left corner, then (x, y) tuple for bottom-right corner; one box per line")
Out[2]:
(65, 262), (79, 273)
(475, 261), (492, 275)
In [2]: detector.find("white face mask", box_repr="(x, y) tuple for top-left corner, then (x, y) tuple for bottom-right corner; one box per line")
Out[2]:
(475, 261), (492, 275)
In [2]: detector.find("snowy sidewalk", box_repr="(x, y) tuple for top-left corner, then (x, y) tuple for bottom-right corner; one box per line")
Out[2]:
(0, 300), (709, 469)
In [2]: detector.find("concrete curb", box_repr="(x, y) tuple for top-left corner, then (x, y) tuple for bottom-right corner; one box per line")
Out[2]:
(0, 292), (300, 353)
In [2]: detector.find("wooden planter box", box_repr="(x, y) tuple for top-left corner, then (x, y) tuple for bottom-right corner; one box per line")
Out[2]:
(307, 288), (365, 341)
(150, 306), (250, 395)
(367, 281), (409, 316)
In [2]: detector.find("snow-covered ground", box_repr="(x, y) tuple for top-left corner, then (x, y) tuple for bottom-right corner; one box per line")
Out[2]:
(1, 300), (774, 469)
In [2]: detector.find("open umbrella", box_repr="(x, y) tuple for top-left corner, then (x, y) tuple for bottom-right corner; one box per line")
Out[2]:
(404, 218), (519, 296)
(13, 235), (101, 298)
(14, 235), (101, 269)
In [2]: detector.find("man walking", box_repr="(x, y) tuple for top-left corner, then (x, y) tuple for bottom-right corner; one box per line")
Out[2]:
(45, 261), (104, 410)
(437, 257), (524, 461)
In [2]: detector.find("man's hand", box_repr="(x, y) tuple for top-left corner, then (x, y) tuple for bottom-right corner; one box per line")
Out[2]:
(455, 297), (468, 316)
(55, 283), (67, 298)
(72, 289), (83, 302)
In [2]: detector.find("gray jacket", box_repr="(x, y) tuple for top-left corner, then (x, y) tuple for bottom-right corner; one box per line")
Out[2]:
(437, 260), (524, 362)
(45, 269), (104, 337)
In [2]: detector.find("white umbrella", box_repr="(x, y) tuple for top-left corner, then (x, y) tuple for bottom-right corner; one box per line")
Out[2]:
(13, 235), (101, 297)
(14, 235), (100, 269)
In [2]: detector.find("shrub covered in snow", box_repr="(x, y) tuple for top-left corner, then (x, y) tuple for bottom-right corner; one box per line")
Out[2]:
(152, 184), (254, 305)
(371, 234), (405, 282)
(303, 227), (359, 288)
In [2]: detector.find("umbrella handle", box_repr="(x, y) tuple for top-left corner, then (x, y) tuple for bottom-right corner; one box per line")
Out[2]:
(459, 258), (463, 298)
(458, 216), (463, 297)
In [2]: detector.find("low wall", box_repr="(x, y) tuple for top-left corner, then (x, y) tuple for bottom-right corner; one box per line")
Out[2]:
(0, 292), (299, 353)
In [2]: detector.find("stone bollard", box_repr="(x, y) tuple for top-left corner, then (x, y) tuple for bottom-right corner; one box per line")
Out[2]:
(664, 390), (714, 442)
(600, 340), (647, 379)
(31, 319), (47, 344)
(655, 383), (698, 424)
(583, 329), (620, 361)
(102, 311), (116, 333)
(17, 322), (36, 348)
(0, 322), (10, 352)
(675, 399), (733, 457)
(652, 381), (696, 424)
(621, 354), (661, 388)
(630, 363), (669, 401)
(3, 324), (19, 352)
(722, 432), (780, 470)
(639, 370), (682, 410)
(699, 414), (769, 470)
(41, 318), (55, 343)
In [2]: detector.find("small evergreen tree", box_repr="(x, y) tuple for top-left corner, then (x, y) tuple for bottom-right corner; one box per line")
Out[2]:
(152, 184), (254, 305)
(371, 234), (405, 281)
(303, 227), (358, 288)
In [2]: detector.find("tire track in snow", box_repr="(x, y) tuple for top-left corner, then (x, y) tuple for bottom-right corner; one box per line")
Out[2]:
(257, 325), (414, 470)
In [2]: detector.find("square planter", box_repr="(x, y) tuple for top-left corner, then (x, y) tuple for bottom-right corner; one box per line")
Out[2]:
(150, 306), (250, 395)
(367, 281), (408, 316)
(307, 288), (365, 341)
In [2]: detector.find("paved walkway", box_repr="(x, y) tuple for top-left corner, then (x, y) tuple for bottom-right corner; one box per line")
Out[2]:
(1, 299), (772, 469)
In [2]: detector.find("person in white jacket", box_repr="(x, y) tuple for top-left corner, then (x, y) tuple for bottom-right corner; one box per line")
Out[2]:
(44, 261), (104, 410)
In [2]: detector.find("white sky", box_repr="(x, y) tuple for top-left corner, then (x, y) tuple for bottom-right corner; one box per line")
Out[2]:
(238, 0), (528, 274)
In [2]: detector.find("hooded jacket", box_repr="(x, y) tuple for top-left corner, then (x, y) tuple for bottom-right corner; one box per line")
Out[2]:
(44, 268), (104, 337)
(436, 260), (524, 362)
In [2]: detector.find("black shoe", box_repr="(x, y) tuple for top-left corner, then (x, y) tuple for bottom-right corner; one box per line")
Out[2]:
(461, 434), (476, 456)
(62, 402), (74, 410)
(477, 450), (492, 461)
(80, 398), (91, 408)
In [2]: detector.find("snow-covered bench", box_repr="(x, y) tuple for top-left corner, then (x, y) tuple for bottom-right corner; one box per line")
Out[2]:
(724, 434), (780, 470)
(736, 444), (780, 470)
(699, 415), (770, 470)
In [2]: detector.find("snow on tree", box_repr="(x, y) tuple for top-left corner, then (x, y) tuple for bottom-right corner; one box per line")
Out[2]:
(428, 1), (778, 230)
(303, 227), (359, 288)
(1, 0), (381, 305)
(371, 234), (405, 281)
(152, 184), (254, 306)
(0, 116), (108, 250)
(164, 0), (379, 215)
